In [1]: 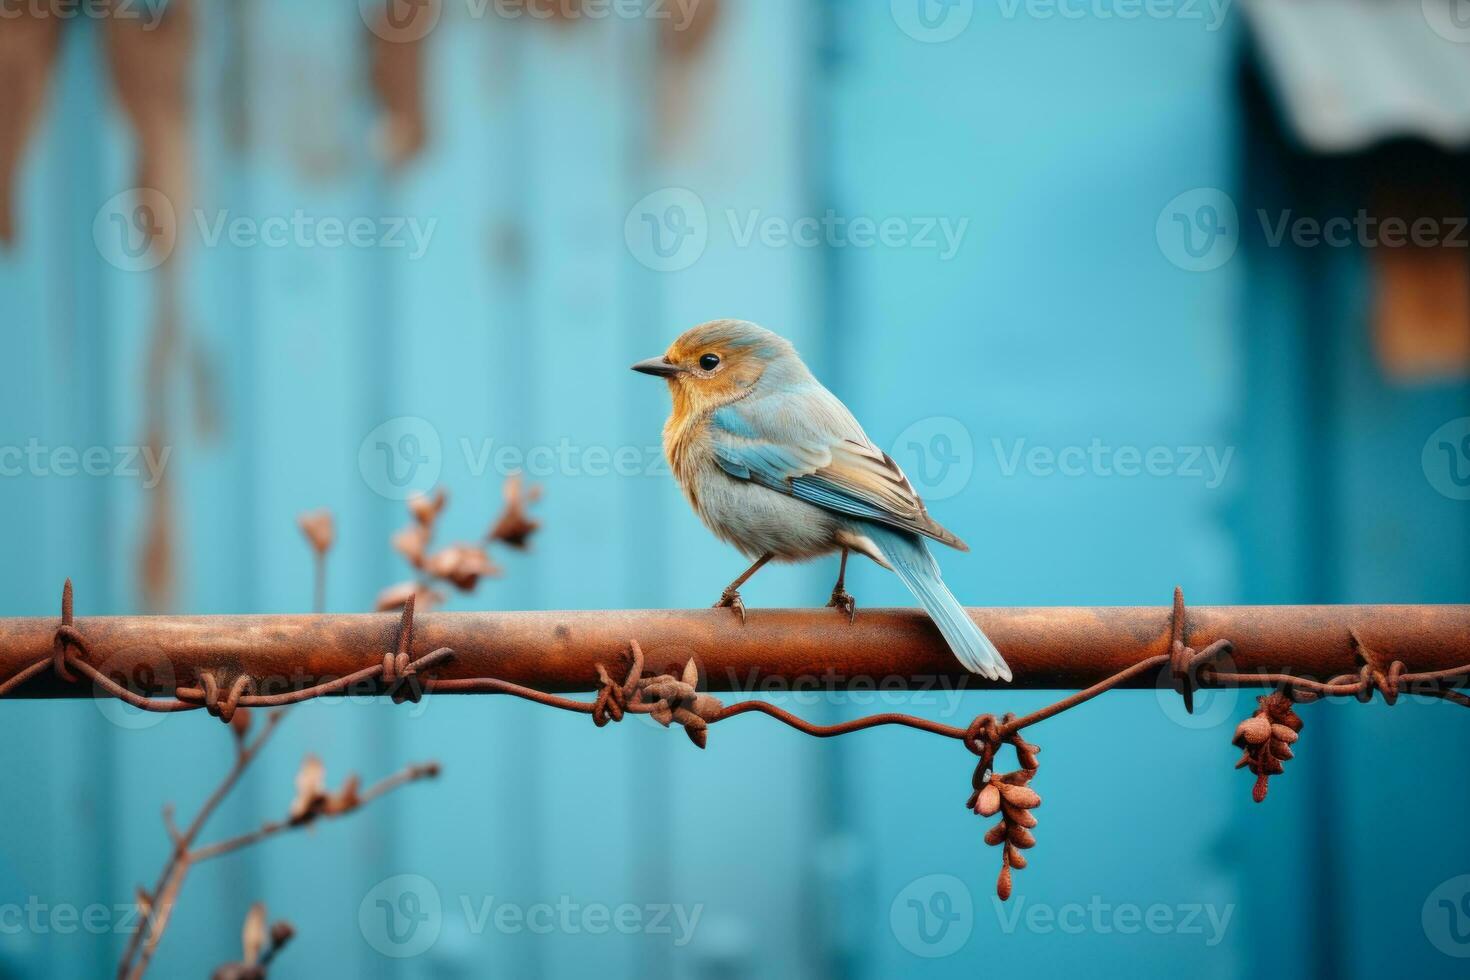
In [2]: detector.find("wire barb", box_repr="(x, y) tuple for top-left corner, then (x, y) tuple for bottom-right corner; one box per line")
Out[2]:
(6, 581), (1470, 902)
(592, 642), (724, 748)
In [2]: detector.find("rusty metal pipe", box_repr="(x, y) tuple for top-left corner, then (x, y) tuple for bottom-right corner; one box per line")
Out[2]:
(2, 601), (1468, 697)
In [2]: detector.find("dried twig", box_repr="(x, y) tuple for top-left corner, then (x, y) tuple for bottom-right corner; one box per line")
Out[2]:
(378, 480), (538, 611)
(487, 474), (542, 549)
(296, 511), (334, 615)
(116, 709), (439, 979)
(208, 899), (294, 978)
(118, 708), (286, 980)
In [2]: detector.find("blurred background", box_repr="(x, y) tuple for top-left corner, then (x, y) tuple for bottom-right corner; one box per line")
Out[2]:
(1, 0), (1469, 976)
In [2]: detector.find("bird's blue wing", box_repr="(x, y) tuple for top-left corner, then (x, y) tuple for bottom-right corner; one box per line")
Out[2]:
(707, 386), (968, 550)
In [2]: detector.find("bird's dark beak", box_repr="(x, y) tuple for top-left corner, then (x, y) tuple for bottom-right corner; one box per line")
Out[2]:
(631, 357), (681, 378)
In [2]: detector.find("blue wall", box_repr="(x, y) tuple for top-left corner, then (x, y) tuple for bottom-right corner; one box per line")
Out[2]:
(0, 3), (1467, 978)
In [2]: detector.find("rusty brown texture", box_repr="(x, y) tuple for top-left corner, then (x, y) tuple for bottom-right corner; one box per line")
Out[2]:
(2, 592), (1466, 698)
(0, 0), (65, 246)
(5, 582), (1468, 905)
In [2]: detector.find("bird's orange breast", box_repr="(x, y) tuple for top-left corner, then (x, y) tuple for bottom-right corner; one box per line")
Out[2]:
(663, 394), (708, 507)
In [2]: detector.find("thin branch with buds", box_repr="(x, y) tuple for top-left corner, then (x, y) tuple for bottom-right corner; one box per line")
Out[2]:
(115, 706), (439, 980)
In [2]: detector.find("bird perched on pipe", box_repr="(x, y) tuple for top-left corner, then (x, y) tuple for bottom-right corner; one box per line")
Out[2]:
(632, 319), (1011, 681)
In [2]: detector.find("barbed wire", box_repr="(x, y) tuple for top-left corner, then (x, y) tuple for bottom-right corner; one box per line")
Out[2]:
(4, 581), (1467, 901)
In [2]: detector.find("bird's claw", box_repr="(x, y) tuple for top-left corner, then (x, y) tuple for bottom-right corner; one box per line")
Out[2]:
(827, 588), (857, 623)
(714, 589), (746, 624)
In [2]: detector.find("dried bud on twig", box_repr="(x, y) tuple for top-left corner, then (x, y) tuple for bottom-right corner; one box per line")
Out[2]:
(288, 755), (327, 825)
(212, 902), (294, 980)
(391, 525), (429, 568)
(408, 490), (447, 529)
(325, 774), (361, 816)
(375, 581), (443, 614)
(1233, 690), (1303, 803)
(423, 544), (501, 592)
(242, 902), (266, 966)
(296, 510), (334, 556)
(289, 756), (368, 826)
(269, 921), (295, 949)
(487, 474), (542, 550)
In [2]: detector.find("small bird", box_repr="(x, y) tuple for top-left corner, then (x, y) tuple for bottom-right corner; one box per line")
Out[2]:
(632, 319), (1011, 681)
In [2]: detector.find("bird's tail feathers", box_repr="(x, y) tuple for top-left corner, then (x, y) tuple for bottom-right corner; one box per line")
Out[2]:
(863, 524), (1012, 682)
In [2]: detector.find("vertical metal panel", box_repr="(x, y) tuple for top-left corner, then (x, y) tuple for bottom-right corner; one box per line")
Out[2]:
(829, 7), (1244, 978)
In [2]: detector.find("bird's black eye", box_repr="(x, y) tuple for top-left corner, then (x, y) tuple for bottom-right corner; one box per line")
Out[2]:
(699, 353), (721, 371)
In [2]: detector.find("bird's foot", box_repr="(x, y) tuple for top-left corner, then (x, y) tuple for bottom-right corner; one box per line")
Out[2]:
(827, 587), (857, 624)
(714, 588), (746, 624)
